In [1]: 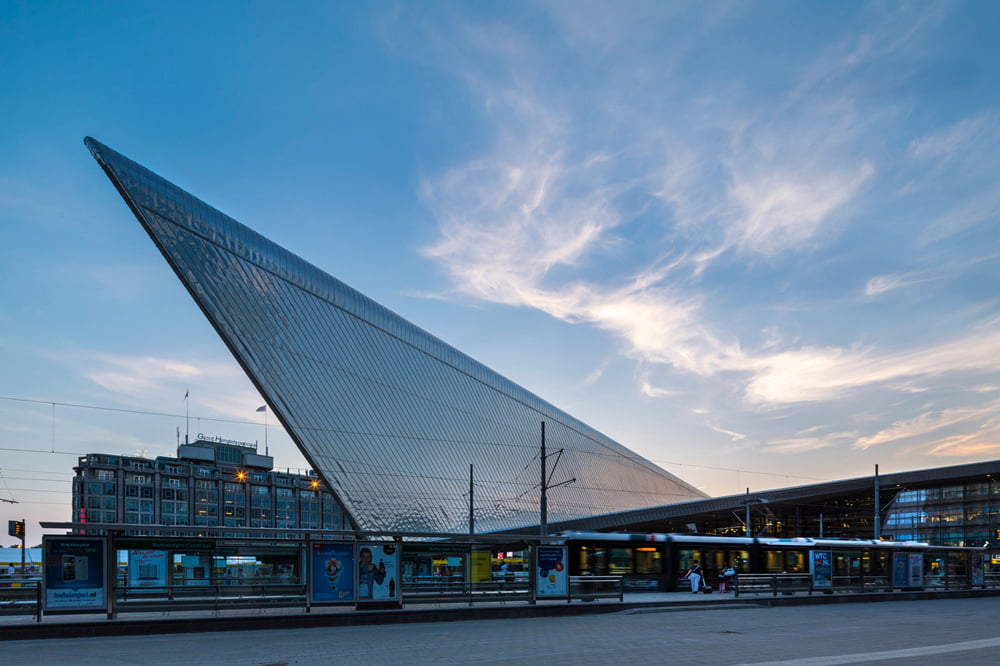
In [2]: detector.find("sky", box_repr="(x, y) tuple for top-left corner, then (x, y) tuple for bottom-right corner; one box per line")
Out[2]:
(2, 1), (1000, 542)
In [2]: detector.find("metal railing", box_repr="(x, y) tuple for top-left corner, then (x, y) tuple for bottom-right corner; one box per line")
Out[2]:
(734, 573), (813, 597)
(0, 577), (43, 621)
(568, 575), (624, 602)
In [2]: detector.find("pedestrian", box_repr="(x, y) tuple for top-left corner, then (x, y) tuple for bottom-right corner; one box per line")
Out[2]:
(719, 565), (735, 593)
(685, 560), (703, 594)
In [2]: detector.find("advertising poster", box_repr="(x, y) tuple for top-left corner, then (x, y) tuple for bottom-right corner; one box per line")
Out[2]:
(471, 551), (491, 583)
(892, 553), (909, 588)
(311, 542), (355, 603)
(971, 553), (985, 586)
(43, 536), (106, 611)
(536, 546), (568, 597)
(128, 549), (168, 588)
(908, 553), (923, 587)
(810, 550), (832, 589)
(357, 542), (398, 603)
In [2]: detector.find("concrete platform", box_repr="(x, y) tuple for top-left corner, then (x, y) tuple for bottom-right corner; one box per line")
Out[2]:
(3, 587), (997, 641)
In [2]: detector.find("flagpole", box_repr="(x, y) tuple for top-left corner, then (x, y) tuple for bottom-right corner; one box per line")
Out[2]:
(185, 388), (190, 445)
(257, 405), (268, 456)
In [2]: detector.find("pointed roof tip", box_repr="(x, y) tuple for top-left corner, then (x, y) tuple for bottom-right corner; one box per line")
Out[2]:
(84, 136), (104, 161)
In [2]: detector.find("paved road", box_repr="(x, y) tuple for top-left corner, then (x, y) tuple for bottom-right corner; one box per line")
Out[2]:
(5, 597), (999, 665)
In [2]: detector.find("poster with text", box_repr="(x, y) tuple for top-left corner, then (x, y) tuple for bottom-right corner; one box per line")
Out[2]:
(537, 546), (568, 597)
(43, 536), (106, 611)
(810, 550), (832, 589)
(128, 549), (168, 588)
(908, 553), (923, 587)
(310, 542), (355, 603)
(357, 542), (398, 602)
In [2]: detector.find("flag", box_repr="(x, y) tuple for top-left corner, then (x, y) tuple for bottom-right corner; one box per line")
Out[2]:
(256, 405), (267, 412)
(184, 389), (189, 400)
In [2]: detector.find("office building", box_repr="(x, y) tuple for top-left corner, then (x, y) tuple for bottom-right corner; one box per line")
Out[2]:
(72, 436), (350, 536)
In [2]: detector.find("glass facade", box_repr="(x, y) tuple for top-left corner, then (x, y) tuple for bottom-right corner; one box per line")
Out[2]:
(86, 137), (706, 534)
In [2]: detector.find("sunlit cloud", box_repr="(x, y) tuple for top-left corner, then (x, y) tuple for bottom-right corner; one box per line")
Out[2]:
(710, 425), (746, 442)
(854, 401), (1000, 450)
(727, 161), (874, 257)
(761, 437), (834, 454)
(864, 271), (935, 297)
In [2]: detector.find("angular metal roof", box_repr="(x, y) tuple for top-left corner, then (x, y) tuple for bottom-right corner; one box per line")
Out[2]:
(86, 137), (707, 534)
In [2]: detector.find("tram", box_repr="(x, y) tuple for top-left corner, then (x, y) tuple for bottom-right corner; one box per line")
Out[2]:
(563, 532), (985, 592)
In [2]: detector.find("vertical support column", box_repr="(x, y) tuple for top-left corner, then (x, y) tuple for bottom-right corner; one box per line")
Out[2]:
(540, 422), (547, 537)
(745, 488), (751, 537)
(106, 531), (117, 620)
(529, 543), (537, 605)
(874, 464), (881, 541)
(304, 533), (312, 614)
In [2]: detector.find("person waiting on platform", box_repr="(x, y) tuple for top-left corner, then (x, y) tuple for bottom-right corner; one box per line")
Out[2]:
(719, 565), (735, 593)
(685, 561), (704, 593)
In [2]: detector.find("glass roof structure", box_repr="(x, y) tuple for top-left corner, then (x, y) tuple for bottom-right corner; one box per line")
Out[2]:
(85, 137), (707, 534)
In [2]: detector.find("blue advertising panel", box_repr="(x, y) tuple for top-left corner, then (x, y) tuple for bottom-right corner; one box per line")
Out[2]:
(810, 550), (832, 589)
(892, 552), (909, 587)
(537, 546), (568, 597)
(43, 536), (106, 612)
(357, 542), (398, 603)
(310, 542), (355, 603)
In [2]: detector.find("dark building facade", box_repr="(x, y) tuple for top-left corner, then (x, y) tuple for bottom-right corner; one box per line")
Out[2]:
(72, 437), (351, 537)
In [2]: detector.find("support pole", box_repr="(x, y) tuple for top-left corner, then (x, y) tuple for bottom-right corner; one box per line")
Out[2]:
(469, 464), (475, 536)
(540, 422), (547, 537)
(745, 488), (750, 537)
(874, 464), (880, 540)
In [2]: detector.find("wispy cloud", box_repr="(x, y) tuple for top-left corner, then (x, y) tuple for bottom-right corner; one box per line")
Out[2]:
(398, 3), (1000, 469)
(854, 401), (1000, 450)
(864, 271), (936, 297)
(745, 322), (1000, 405)
(727, 161), (874, 257)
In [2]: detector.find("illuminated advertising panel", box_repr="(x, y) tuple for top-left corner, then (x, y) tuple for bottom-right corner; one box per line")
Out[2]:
(311, 542), (355, 603)
(537, 546), (568, 597)
(357, 542), (398, 603)
(43, 536), (106, 612)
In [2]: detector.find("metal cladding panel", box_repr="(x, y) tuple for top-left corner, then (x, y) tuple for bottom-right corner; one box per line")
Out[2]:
(85, 137), (708, 534)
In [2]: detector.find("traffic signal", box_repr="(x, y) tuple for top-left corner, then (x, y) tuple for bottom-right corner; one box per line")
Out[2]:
(7, 519), (24, 539)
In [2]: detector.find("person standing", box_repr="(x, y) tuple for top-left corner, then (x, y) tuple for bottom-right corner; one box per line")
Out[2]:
(720, 565), (735, 593)
(685, 561), (703, 593)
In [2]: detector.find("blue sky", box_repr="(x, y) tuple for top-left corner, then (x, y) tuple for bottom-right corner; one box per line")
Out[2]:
(2, 1), (999, 539)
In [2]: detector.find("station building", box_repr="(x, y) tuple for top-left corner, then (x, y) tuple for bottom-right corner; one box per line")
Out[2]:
(83, 137), (1000, 551)
(85, 136), (706, 536)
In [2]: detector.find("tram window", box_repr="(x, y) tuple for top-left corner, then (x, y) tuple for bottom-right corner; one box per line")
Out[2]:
(609, 548), (633, 574)
(634, 548), (660, 574)
(764, 551), (783, 572)
(581, 547), (607, 575)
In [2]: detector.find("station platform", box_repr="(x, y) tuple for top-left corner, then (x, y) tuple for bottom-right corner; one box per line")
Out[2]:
(4, 586), (998, 642)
